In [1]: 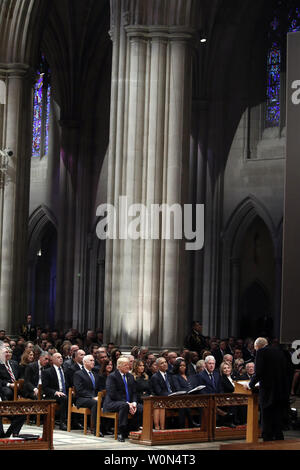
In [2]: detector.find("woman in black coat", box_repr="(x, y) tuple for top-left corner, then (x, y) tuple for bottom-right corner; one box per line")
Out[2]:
(219, 361), (241, 426)
(132, 360), (152, 404)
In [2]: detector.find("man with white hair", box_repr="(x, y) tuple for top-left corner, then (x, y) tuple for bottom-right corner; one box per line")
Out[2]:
(0, 346), (26, 437)
(103, 356), (141, 442)
(248, 337), (291, 441)
(73, 355), (103, 436)
(196, 355), (223, 394)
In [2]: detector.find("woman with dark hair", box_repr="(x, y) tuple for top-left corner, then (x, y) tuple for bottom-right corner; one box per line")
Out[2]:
(110, 348), (122, 370)
(132, 360), (152, 404)
(98, 359), (113, 390)
(171, 359), (195, 428)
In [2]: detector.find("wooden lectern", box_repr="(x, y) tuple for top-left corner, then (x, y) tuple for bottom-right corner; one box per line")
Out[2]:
(234, 381), (259, 443)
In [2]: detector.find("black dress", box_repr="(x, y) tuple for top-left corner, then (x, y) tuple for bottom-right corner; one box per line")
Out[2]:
(134, 374), (152, 404)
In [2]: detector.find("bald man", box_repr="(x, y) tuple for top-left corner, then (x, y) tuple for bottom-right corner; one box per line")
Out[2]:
(42, 352), (71, 430)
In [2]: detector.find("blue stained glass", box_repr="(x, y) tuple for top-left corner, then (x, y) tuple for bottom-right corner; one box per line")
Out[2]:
(32, 61), (51, 158)
(266, 6), (300, 127)
(32, 75), (44, 157)
(266, 45), (281, 126)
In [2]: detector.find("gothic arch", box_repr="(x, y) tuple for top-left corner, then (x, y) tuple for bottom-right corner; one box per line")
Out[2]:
(28, 205), (57, 327)
(220, 195), (278, 337)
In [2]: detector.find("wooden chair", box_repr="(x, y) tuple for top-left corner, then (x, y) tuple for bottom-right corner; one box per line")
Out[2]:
(67, 387), (99, 435)
(13, 379), (25, 400)
(96, 390), (125, 440)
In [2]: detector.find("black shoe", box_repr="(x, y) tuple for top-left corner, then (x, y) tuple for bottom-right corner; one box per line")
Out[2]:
(117, 433), (125, 442)
(59, 423), (67, 431)
(105, 429), (114, 435)
(73, 423), (84, 430)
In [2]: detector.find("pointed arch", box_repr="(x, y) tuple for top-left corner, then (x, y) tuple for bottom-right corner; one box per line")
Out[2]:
(220, 195), (279, 337)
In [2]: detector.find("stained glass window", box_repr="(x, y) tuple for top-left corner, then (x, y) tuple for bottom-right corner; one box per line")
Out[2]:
(266, 3), (300, 127)
(32, 56), (51, 158)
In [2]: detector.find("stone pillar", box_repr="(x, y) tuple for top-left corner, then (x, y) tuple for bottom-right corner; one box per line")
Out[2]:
(55, 120), (80, 331)
(104, 2), (196, 350)
(0, 63), (33, 332)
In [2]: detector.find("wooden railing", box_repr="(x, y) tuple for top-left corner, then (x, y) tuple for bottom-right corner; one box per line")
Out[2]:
(0, 400), (56, 450)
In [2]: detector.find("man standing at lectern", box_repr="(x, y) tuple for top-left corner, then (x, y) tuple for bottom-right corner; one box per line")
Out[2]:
(248, 337), (290, 441)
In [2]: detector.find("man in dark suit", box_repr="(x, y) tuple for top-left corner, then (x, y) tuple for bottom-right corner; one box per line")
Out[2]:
(196, 355), (223, 394)
(184, 321), (206, 357)
(42, 352), (71, 430)
(247, 337), (291, 441)
(23, 351), (50, 399)
(150, 357), (174, 396)
(0, 346), (20, 400)
(63, 349), (85, 386)
(187, 351), (199, 376)
(103, 356), (141, 442)
(19, 314), (37, 341)
(73, 354), (103, 436)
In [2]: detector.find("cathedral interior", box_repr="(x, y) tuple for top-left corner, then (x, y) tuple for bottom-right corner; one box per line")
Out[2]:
(0, 0), (299, 352)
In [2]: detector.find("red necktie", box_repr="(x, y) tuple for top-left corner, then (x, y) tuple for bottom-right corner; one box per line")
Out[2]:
(6, 363), (16, 382)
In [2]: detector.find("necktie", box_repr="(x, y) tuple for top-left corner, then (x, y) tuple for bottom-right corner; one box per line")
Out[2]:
(122, 374), (130, 402)
(89, 371), (95, 388)
(210, 373), (215, 389)
(58, 367), (66, 394)
(6, 363), (16, 383)
(164, 373), (172, 393)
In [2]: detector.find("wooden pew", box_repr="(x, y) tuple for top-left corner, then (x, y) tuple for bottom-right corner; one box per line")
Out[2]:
(131, 394), (212, 445)
(0, 399), (56, 450)
(130, 393), (250, 446)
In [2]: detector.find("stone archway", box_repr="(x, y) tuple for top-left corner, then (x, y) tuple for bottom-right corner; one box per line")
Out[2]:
(220, 195), (279, 337)
(28, 205), (57, 329)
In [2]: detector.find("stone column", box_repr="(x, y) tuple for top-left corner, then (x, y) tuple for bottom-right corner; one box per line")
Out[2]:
(104, 2), (196, 350)
(55, 120), (80, 331)
(0, 63), (33, 332)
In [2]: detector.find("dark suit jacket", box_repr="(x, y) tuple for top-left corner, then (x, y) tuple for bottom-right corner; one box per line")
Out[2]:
(212, 349), (225, 368)
(0, 360), (20, 386)
(103, 370), (137, 411)
(42, 366), (71, 398)
(187, 363), (197, 376)
(73, 368), (102, 406)
(249, 345), (290, 409)
(23, 361), (50, 397)
(196, 369), (223, 394)
(64, 362), (82, 386)
(150, 371), (173, 396)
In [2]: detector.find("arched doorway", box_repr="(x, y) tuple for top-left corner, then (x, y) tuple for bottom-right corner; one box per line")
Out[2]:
(238, 216), (275, 338)
(28, 207), (57, 329)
